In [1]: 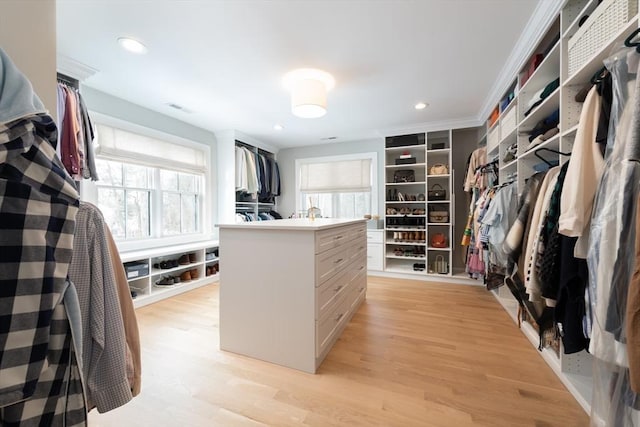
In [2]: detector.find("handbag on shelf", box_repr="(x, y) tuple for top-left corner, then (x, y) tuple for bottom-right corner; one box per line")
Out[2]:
(428, 209), (449, 223)
(427, 184), (447, 201)
(433, 255), (449, 274)
(393, 169), (415, 183)
(430, 233), (448, 248)
(429, 164), (449, 175)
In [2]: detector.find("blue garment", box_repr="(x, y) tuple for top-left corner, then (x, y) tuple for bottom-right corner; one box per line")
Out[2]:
(0, 48), (47, 125)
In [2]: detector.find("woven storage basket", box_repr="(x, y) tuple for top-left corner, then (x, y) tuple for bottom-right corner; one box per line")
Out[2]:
(568, 0), (637, 77)
(501, 106), (517, 137)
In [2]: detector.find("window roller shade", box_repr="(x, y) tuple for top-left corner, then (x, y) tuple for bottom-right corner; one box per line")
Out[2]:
(299, 159), (371, 193)
(95, 124), (207, 174)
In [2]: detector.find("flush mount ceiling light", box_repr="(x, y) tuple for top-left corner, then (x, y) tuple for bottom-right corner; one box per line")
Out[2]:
(283, 68), (335, 118)
(118, 37), (148, 54)
(415, 102), (428, 110)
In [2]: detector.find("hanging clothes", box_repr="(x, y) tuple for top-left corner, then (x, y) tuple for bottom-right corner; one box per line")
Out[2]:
(588, 49), (640, 426)
(235, 144), (281, 204)
(68, 202), (133, 413)
(463, 147), (487, 192)
(57, 81), (98, 181)
(0, 48), (86, 425)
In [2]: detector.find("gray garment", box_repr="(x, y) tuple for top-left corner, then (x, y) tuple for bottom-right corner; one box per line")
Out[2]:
(0, 48), (47, 125)
(68, 202), (132, 413)
(77, 93), (98, 181)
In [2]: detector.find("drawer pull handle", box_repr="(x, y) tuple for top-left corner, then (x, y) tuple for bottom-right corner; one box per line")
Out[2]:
(335, 313), (344, 322)
(358, 246), (364, 250)
(359, 266), (365, 271)
(334, 235), (344, 240)
(333, 285), (343, 292)
(334, 258), (344, 264)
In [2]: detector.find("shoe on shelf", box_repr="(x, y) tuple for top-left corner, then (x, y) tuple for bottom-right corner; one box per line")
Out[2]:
(178, 254), (190, 265)
(213, 264), (219, 274)
(155, 276), (174, 286)
(180, 270), (192, 282)
(188, 253), (197, 263)
(190, 268), (199, 279)
(172, 275), (181, 284)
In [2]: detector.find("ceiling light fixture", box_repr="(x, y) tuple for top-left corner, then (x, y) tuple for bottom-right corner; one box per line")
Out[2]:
(273, 124), (284, 131)
(415, 102), (428, 110)
(283, 68), (335, 119)
(118, 37), (148, 54)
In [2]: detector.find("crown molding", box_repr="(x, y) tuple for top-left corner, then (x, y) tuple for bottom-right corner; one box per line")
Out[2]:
(376, 116), (482, 137)
(57, 54), (99, 81)
(477, 0), (565, 122)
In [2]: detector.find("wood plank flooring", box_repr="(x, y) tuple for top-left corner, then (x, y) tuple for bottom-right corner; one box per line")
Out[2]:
(89, 276), (589, 427)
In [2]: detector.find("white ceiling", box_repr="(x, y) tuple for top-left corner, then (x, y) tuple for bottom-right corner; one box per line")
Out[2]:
(56, 0), (544, 148)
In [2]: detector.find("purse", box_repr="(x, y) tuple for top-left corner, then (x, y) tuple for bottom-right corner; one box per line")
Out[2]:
(429, 210), (449, 223)
(430, 233), (447, 248)
(393, 169), (415, 183)
(434, 255), (449, 274)
(429, 164), (449, 175)
(427, 184), (447, 201)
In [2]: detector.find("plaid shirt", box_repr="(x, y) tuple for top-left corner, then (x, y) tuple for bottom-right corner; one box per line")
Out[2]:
(0, 115), (86, 425)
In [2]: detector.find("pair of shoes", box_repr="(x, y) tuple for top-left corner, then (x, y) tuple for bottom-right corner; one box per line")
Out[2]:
(154, 259), (179, 269)
(180, 268), (200, 282)
(206, 264), (219, 276)
(205, 252), (216, 261)
(190, 268), (199, 279)
(155, 276), (176, 286)
(386, 207), (397, 215)
(413, 263), (425, 271)
(178, 253), (198, 265)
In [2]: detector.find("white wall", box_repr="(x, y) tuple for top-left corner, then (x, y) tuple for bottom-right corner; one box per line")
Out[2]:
(276, 138), (385, 219)
(0, 0), (57, 118)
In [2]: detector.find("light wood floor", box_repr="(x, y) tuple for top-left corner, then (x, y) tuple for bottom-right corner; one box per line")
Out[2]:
(89, 276), (589, 427)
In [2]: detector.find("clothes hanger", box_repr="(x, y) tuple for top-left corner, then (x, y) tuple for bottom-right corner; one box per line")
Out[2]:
(534, 147), (570, 167)
(590, 66), (608, 85)
(624, 28), (640, 53)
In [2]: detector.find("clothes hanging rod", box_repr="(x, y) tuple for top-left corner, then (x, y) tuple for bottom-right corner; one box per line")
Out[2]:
(56, 72), (79, 89)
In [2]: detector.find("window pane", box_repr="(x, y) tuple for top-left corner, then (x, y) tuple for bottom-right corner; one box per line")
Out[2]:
(178, 173), (197, 193)
(162, 193), (181, 235)
(160, 170), (178, 191)
(98, 188), (125, 238)
(303, 191), (370, 219)
(124, 164), (150, 188)
(181, 195), (197, 233)
(95, 159), (123, 186)
(126, 190), (150, 239)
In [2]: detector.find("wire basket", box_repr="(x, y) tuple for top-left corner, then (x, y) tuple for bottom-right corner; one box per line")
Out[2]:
(568, 0), (638, 77)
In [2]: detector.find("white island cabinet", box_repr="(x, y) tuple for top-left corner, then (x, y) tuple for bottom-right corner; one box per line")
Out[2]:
(218, 218), (367, 373)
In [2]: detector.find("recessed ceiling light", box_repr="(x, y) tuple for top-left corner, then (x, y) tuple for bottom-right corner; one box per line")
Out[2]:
(273, 124), (284, 131)
(415, 102), (428, 110)
(118, 37), (148, 54)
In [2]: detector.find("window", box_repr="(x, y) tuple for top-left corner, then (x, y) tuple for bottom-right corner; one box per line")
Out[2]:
(296, 153), (377, 219)
(160, 170), (200, 235)
(96, 159), (152, 239)
(91, 119), (208, 243)
(96, 159), (203, 240)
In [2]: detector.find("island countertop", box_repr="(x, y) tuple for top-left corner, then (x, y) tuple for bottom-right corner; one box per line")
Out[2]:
(216, 218), (366, 231)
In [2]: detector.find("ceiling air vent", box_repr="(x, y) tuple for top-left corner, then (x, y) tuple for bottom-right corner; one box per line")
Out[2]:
(166, 103), (192, 113)
(320, 136), (338, 141)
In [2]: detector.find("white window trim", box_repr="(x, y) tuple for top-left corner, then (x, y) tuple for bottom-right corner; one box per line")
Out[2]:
(295, 152), (378, 217)
(82, 112), (214, 253)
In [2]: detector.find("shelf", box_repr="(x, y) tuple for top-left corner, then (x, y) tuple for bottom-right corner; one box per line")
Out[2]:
(258, 202), (275, 206)
(133, 275), (217, 309)
(119, 239), (218, 263)
(426, 148), (450, 154)
(427, 247), (452, 251)
(499, 126), (517, 146)
(386, 215), (426, 218)
(386, 240), (427, 246)
(519, 134), (561, 160)
(500, 158), (518, 170)
(386, 163), (426, 169)
(518, 88), (560, 132)
(564, 14), (639, 87)
(236, 201), (256, 205)
(385, 227), (426, 231)
(151, 261), (201, 276)
(562, 124), (579, 137)
(426, 200), (450, 203)
(205, 257), (219, 263)
(385, 181), (426, 186)
(386, 254), (427, 260)
(385, 201), (426, 204)
(427, 223), (451, 226)
(519, 40), (560, 96)
(426, 174), (450, 178)
(385, 265), (424, 274)
(500, 98), (517, 116)
(385, 144), (425, 152)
